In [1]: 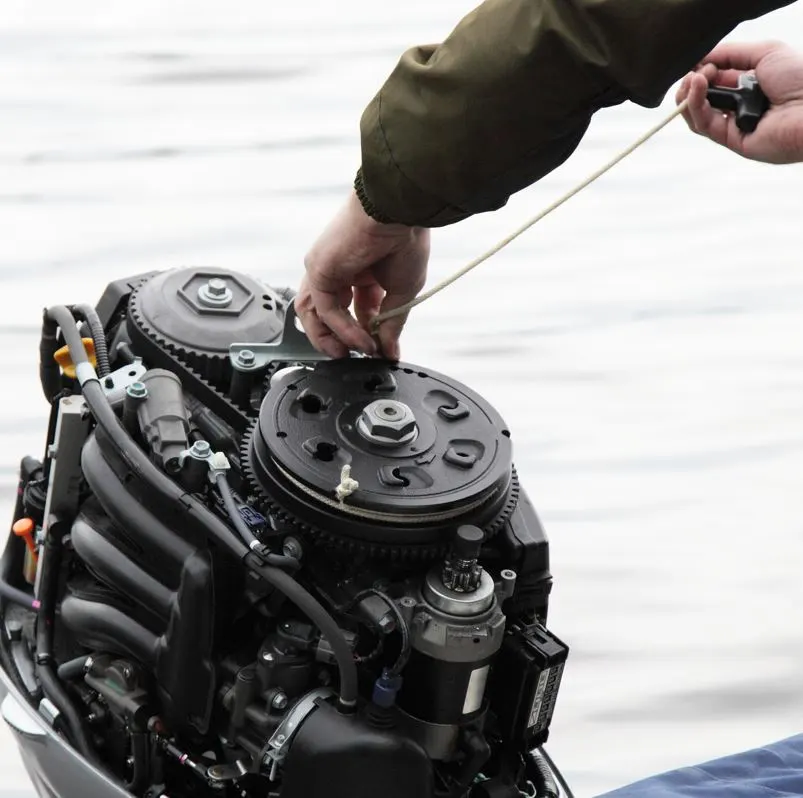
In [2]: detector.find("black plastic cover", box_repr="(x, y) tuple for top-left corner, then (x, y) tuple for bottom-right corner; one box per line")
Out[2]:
(248, 358), (515, 552)
(280, 701), (434, 798)
(487, 621), (568, 751)
(494, 488), (552, 619)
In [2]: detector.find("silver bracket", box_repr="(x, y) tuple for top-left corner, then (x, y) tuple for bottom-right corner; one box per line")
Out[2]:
(100, 357), (147, 404)
(263, 687), (334, 780)
(229, 301), (329, 372)
(176, 441), (231, 483)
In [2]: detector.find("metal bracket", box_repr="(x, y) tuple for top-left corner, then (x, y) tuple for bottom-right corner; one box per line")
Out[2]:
(229, 301), (329, 372)
(262, 687), (334, 780)
(176, 440), (231, 482)
(100, 357), (147, 404)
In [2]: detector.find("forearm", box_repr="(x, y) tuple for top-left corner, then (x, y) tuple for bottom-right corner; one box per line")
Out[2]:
(356, 0), (794, 227)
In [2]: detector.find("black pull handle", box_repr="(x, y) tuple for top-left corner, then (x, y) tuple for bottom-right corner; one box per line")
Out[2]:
(706, 73), (769, 133)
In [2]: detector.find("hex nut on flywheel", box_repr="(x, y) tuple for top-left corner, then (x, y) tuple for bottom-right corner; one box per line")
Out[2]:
(357, 400), (417, 446)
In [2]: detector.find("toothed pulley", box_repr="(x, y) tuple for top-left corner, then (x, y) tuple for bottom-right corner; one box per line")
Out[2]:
(128, 266), (285, 384)
(245, 359), (516, 552)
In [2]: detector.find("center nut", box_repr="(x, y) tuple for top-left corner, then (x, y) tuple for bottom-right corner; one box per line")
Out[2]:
(357, 399), (418, 447)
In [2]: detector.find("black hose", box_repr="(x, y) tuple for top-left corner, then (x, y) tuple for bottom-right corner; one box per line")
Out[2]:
(39, 310), (63, 402)
(56, 655), (90, 682)
(0, 461), (38, 695)
(72, 304), (110, 377)
(534, 747), (574, 798)
(214, 473), (299, 571)
(0, 577), (40, 612)
(44, 304), (359, 709)
(126, 731), (149, 792)
(341, 588), (410, 677)
(35, 514), (98, 764)
(527, 750), (559, 798)
(245, 551), (358, 709)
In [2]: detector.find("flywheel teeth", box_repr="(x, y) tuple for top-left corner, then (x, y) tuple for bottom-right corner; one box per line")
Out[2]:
(240, 420), (520, 562)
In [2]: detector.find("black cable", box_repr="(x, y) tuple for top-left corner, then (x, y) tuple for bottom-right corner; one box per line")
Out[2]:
(537, 746), (575, 798)
(34, 514), (98, 764)
(340, 588), (411, 677)
(72, 303), (111, 377)
(43, 305), (359, 709)
(214, 472), (299, 571)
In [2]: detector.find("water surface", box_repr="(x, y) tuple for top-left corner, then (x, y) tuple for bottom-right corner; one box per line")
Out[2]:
(2, 3), (803, 795)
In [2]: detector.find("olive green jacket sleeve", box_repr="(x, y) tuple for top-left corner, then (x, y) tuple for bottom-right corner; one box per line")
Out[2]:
(355, 0), (794, 227)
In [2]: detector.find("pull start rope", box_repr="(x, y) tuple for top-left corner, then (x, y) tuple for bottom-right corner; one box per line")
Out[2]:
(370, 97), (690, 333)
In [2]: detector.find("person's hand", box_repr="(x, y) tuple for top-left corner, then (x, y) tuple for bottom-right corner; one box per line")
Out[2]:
(675, 40), (803, 163)
(295, 189), (430, 361)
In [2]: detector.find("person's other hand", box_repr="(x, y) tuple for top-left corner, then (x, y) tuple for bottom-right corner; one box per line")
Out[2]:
(295, 189), (430, 361)
(676, 40), (803, 163)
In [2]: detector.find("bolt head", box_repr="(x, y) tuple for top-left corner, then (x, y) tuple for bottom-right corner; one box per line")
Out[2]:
(271, 692), (288, 711)
(282, 537), (302, 560)
(207, 278), (228, 296)
(126, 381), (148, 399)
(237, 348), (256, 366)
(190, 440), (211, 458)
(358, 400), (417, 445)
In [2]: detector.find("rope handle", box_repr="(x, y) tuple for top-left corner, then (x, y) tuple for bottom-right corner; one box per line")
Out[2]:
(370, 98), (690, 333)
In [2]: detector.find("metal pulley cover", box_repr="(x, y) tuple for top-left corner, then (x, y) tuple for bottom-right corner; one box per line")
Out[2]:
(128, 266), (285, 384)
(244, 359), (517, 555)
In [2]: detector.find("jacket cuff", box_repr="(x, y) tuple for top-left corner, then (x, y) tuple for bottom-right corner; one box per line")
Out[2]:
(353, 168), (399, 225)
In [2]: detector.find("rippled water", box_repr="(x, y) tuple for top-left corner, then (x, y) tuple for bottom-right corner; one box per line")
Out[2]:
(3, 3), (803, 796)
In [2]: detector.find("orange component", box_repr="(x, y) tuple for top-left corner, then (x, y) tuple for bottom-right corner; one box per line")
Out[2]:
(54, 337), (97, 378)
(12, 518), (38, 560)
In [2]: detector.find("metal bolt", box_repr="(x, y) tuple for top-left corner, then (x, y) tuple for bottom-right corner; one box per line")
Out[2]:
(126, 382), (148, 399)
(282, 622), (292, 631)
(282, 537), (302, 560)
(207, 278), (228, 297)
(275, 734), (286, 745)
(357, 399), (417, 446)
(237, 349), (256, 366)
(271, 691), (288, 711)
(190, 440), (211, 458)
(198, 277), (234, 307)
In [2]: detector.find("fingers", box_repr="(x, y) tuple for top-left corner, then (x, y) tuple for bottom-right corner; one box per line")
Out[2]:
(353, 283), (384, 331)
(679, 71), (738, 149)
(701, 39), (789, 71)
(306, 281), (377, 356)
(294, 282), (351, 359)
(374, 265), (428, 361)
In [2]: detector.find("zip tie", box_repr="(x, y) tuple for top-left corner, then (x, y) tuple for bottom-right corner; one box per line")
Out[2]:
(334, 464), (359, 503)
(371, 98), (690, 332)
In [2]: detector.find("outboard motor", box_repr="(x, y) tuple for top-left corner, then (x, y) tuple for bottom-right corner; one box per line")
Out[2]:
(0, 267), (569, 798)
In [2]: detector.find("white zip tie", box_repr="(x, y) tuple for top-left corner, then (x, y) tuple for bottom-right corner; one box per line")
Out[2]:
(334, 464), (359, 503)
(372, 98), (690, 332)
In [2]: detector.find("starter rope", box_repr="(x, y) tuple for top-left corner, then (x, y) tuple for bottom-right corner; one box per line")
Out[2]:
(371, 98), (690, 332)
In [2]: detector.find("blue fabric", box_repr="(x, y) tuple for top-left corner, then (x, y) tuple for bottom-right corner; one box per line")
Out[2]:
(597, 735), (803, 798)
